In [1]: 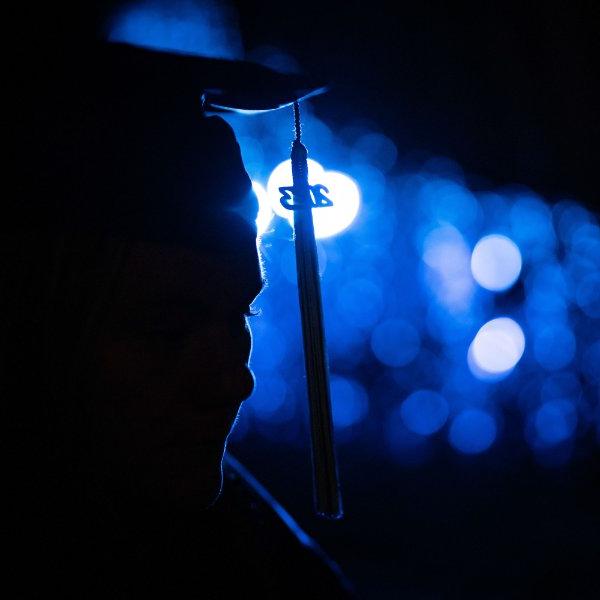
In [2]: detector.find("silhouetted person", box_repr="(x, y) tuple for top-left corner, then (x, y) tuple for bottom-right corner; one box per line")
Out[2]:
(5, 2), (353, 597)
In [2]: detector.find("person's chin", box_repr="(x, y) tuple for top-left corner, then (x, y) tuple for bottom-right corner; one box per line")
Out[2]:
(152, 447), (225, 510)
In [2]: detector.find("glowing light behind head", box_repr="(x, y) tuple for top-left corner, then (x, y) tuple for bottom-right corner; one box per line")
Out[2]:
(468, 317), (525, 378)
(471, 234), (522, 291)
(252, 181), (274, 236)
(266, 159), (361, 238)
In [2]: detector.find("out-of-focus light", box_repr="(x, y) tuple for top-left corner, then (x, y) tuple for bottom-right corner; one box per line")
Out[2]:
(266, 159), (361, 238)
(421, 225), (474, 310)
(248, 375), (294, 423)
(575, 273), (600, 318)
(509, 193), (556, 261)
(385, 404), (433, 466)
(249, 321), (287, 372)
(471, 234), (522, 291)
(335, 278), (384, 329)
(533, 325), (576, 371)
(370, 319), (420, 367)
(419, 179), (481, 233)
(108, 0), (243, 58)
(252, 181), (274, 236)
(449, 409), (497, 454)
(400, 390), (449, 435)
(351, 132), (398, 172)
(330, 376), (369, 428)
(534, 400), (578, 445)
(468, 317), (525, 377)
(582, 341), (600, 382)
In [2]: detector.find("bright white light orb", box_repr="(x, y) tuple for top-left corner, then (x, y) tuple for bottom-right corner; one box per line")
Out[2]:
(252, 181), (274, 236)
(469, 317), (526, 377)
(471, 234), (522, 291)
(266, 159), (360, 238)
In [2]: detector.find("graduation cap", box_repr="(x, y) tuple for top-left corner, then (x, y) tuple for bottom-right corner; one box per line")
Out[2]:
(11, 6), (342, 519)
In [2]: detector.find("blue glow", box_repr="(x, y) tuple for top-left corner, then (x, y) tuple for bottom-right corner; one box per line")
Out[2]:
(419, 179), (481, 233)
(248, 375), (294, 423)
(471, 234), (522, 292)
(534, 400), (578, 445)
(509, 193), (556, 261)
(449, 410), (497, 454)
(533, 325), (576, 371)
(223, 95), (599, 467)
(330, 376), (369, 428)
(582, 341), (600, 382)
(575, 272), (600, 318)
(385, 404), (433, 466)
(400, 390), (449, 435)
(370, 319), (420, 367)
(351, 132), (398, 173)
(468, 317), (525, 377)
(421, 225), (474, 310)
(266, 159), (361, 238)
(108, 0), (243, 58)
(335, 278), (384, 329)
(252, 181), (274, 236)
(249, 321), (288, 372)
(554, 201), (594, 245)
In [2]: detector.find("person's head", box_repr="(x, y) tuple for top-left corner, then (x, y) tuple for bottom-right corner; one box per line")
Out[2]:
(5, 45), (264, 515)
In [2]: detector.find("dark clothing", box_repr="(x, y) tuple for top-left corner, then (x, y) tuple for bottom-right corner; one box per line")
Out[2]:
(9, 456), (354, 599)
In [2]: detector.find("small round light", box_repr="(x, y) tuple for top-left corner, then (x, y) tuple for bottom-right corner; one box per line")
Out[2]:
(471, 234), (522, 291)
(400, 390), (449, 436)
(469, 317), (525, 377)
(534, 400), (577, 445)
(449, 410), (497, 454)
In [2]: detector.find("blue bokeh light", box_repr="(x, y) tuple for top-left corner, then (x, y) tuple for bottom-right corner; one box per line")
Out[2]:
(330, 376), (369, 429)
(370, 319), (421, 367)
(400, 390), (449, 436)
(449, 410), (497, 454)
(471, 234), (522, 292)
(219, 92), (599, 468)
(533, 325), (576, 371)
(468, 317), (526, 378)
(534, 400), (578, 445)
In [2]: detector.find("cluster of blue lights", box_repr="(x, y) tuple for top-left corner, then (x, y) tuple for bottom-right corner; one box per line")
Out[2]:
(113, 0), (597, 464)
(225, 95), (599, 466)
(109, 1), (598, 464)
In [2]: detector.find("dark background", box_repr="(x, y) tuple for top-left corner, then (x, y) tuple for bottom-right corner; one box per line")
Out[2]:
(230, 2), (600, 597)
(235, 0), (599, 207)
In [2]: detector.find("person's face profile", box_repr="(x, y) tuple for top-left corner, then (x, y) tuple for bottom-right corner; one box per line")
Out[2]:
(85, 233), (263, 508)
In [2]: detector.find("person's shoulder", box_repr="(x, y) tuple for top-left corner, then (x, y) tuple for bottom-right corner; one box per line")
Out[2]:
(212, 454), (357, 598)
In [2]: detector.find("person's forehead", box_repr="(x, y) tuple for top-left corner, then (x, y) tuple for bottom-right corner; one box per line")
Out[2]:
(115, 235), (261, 305)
